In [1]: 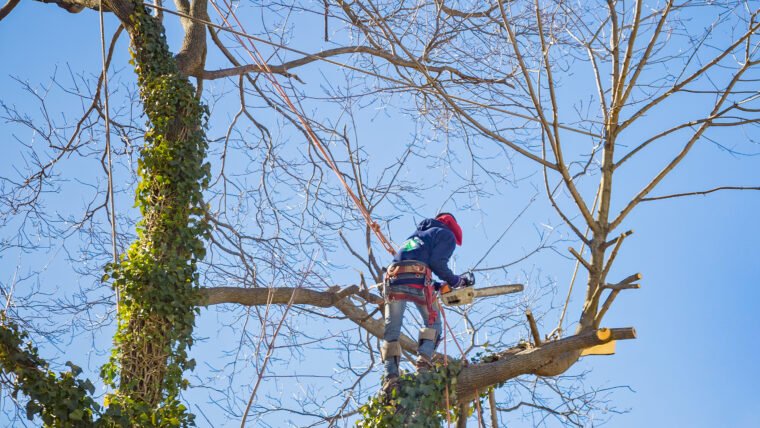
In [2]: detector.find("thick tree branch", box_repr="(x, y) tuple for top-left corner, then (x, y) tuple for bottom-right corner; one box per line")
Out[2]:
(526, 309), (542, 346)
(0, 0), (20, 21)
(435, 0), (496, 18)
(36, 0), (100, 13)
(200, 286), (423, 355)
(200, 285), (361, 307)
(600, 230), (632, 282)
(568, 247), (591, 271)
(455, 328), (636, 402)
(174, 0), (208, 76)
(595, 291), (620, 326)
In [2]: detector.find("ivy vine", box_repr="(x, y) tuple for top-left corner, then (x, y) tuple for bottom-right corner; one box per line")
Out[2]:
(0, 316), (100, 427)
(358, 361), (463, 428)
(99, 2), (210, 426)
(0, 1), (208, 426)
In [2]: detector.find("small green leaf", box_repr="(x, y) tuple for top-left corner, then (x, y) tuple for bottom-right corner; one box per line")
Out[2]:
(69, 408), (84, 421)
(65, 361), (83, 377)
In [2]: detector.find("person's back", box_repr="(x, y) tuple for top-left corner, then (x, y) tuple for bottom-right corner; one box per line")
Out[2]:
(394, 214), (463, 288)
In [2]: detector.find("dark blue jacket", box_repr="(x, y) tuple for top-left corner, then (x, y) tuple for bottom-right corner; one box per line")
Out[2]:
(394, 218), (461, 287)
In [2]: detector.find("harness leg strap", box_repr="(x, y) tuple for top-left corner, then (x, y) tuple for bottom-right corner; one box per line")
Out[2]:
(381, 341), (401, 361)
(419, 327), (437, 342)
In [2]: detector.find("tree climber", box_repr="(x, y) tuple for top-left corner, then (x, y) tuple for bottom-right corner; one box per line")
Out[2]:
(381, 213), (474, 395)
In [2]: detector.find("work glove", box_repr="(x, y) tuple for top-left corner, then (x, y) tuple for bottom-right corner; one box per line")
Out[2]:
(461, 271), (475, 287)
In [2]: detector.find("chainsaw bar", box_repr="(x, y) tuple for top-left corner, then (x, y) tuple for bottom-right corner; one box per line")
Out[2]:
(441, 283), (524, 306)
(473, 283), (524, 298)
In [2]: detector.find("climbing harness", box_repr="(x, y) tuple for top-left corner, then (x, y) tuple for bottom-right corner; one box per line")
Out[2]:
(384, 260), (437, 325)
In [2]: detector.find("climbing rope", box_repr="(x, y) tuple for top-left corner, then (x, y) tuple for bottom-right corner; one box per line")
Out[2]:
(439, 299), (468, 426)
(441, 304), (452, 427)
(475, 392), (484, 428)
(208, 0), (396, 256)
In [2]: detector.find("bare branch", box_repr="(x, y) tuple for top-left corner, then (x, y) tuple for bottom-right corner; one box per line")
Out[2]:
(603, 230), (633, 250)
(594, 290), (619, 327)
(602, 283), (640, 291)
(435, 0), (496, 19)
(498, 0), (598, 232)
(526, 309), (542, 346)
(568, 247), (592, 271)
(200, 45), (508, 83)
(0, 0), (20, 21)
(601, 230), (633, 282)
(619, 18), (760, 133)
(640, 186), (760, 202)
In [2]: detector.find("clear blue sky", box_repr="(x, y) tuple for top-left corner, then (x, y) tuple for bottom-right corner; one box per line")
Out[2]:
(1, 2), (759, 427)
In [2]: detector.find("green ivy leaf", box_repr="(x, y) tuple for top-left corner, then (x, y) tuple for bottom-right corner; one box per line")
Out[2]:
(65, 361), (83, 377)
(69, 408), (84, 421)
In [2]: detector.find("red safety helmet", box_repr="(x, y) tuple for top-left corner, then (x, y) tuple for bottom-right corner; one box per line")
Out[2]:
(435, 212), (462, 246)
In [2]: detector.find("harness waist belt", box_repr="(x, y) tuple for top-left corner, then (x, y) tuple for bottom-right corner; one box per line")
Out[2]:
(386, 261), (430, 279)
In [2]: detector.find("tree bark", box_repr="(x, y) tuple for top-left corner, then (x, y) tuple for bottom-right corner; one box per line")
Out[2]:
(200, 286), (423, 355)
(200, 285), (360, 307)
(455, 328), (635, 402)
(174, 0), (208, 76)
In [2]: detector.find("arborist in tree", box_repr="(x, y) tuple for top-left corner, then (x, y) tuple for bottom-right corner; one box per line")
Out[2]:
(381, 212), (474, 395)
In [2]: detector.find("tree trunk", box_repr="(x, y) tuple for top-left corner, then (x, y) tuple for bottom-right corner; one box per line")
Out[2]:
(102, 0), (210, 419)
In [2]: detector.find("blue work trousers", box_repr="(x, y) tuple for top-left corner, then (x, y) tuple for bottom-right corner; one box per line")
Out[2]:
(383, 295), (442, 378)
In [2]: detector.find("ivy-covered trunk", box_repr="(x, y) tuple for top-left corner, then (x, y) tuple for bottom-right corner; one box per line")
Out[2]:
(101, 2), (210, 424)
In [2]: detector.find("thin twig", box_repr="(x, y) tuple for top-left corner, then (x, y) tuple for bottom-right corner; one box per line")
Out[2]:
(99, 0), (119, 306)
(600, 230), (633, 283)
(240, 258), (316, 426)
(641, 186), (760, 202)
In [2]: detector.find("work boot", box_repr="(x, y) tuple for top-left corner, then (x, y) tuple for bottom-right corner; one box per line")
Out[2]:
(415, 355), (433, 373)
(381, 375), (400, 398)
